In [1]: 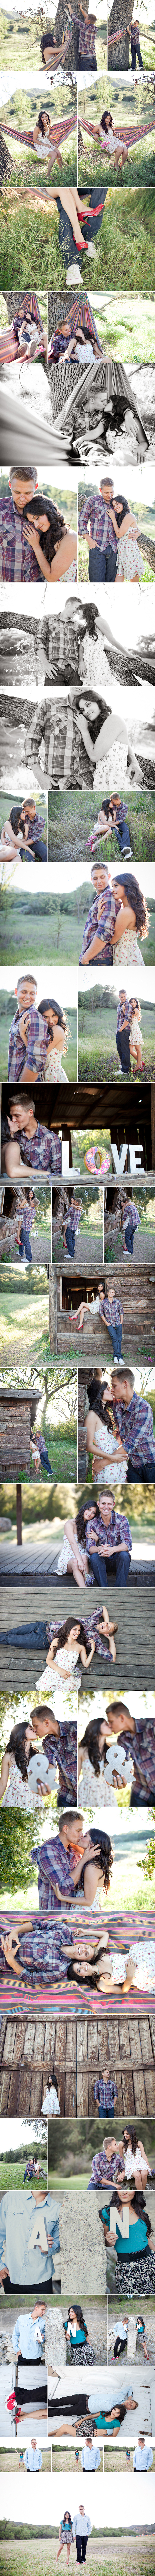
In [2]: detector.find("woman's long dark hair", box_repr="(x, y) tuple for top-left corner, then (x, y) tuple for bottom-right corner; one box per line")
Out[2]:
(114, 494), (130, 526)
(7, 1722), (31, 1781)
(80, 1718), (108, 1778)
(62, 2516), (72, 2531)
(39, 995), (66, 1034)
(10, 806), (25, 839)
(23, 494), (66, 564)
(67, 2307), (87, 2332)
(40, 27), (56, 56)
(46, 1619), (89, 1657)
(77, 691), (111, 738)
(101, 110), (113, 128)
(122, 2129), (140, 2155)
(36, 109), (51, 131)
(114, 870), (148, 940)
(109, 2187), (152, 2240)
(80, 1828), (113, 1892)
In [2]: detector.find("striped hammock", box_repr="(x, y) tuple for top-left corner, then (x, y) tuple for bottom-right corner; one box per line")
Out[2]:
(80, 111), (155, 145)
(0, 110), (77, 150)
(0, 290), (45, 366)
(48, 288), (102, 359)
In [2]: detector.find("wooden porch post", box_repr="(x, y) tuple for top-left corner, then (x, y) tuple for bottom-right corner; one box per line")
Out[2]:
(16, 1484), (22, 1547)
(49, 1263), (57, 1354)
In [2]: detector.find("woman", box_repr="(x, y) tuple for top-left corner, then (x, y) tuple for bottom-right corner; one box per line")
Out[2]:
(0, 1719), (46, 1811)
(64, 2305), (96, 2364)
(39, 997), (68, 1083)
(112, 873), (148, 975)
(23, 495), (77, 586)
(100, 2185), (155, 2294)
(48, 297), (101, 366)
(122, 2131), (153, 2188)
(89, 2393), (137, 2436)
(24, 690), (142, 793)
(37, 1620), (96, 1696)
(85, 1388), (127, 1485)
(95, 110), (129, 167)
(0, 106), (64, 171)
(78, 1714), (133, 1808)
(0, 294), (47, 367)
(56, 2517), (73, 2563)
(136, 2315), (149, 2359)
(129, 998), (143, 1072)
(112, 495), (144, 586)
(55, 1519), (92, 1587)
(86, 796), (132, 859)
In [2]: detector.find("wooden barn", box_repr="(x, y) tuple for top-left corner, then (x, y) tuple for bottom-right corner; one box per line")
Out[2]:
(0, 2009), (155, 2118)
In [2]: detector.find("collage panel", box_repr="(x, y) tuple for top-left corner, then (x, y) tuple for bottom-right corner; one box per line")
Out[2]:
(0, 0), (155, 2552)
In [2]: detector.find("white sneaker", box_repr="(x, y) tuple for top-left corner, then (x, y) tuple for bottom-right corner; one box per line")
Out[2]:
(87, 242), (96, 257)
(67, 261), (82, 282)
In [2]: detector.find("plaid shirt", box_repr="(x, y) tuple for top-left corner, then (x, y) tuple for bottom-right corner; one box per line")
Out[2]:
(0, 498), (42, 585)
(32, 1834), (78, 1912)
(27, 702), (88, 787)
(90, 2147), (124, 2184)
(114, 1393), (155, 1467)
(43, 1723), (77, 1792)
(27, 812), (46, 844)
(63, 1202), (81, 1235)
(78, 496), (117, 554)
(80, 888), (117, 963)
(101, 1296), (123, 1327)
(85, 1507), (131, 1553)
(117, 1001), (131, 1030)
(20, 1125), (61, 1174)
(94, 2076), (117, 2108)
(44, 621), (79, 679)
(8, 1007), (48, 1083)
(121, 1720), (155, 1799)
(122, 1202), (140, 1232)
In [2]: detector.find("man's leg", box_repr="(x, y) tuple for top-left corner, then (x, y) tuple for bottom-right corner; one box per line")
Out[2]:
(131, 42), (136, 65)
(123, 1225), (134, 1255)
(105, 546), (117, 583)
(64, 1224), (75, 1257)
(108, 1326), (122, 1359)
(23, 1226), (32, 1264)
(87, 1548), (107, 1585)
(136, 39), (143, 62)
(115, 1550), (131, 1587)
(81, 2547), (87, 2562)
(76, 2545), (83, 2563)
(88, 546), (106, 584)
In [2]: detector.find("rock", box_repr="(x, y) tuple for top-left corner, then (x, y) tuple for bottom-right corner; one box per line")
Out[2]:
(59, 2192), (106, 2295)
(45, 2307), (66, 2368)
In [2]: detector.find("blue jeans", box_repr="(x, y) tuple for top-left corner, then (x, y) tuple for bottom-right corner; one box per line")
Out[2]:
(107, 1324), (122, 1359)
(88, 544), (117, 585)
(124, 1224), (134, 1255)
(64, 1225), (75, 1257)
(88, 1547), (130, 1587)
(19, 1225), (32, 1263)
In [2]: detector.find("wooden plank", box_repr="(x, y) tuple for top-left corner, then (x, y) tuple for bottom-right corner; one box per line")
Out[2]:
(2, 2018), (18, 2064)
(77, 2068), (89, 2115)
(0, 2017), (7, 2062)
(64, 2070), (75, 2116)
(58, 2071), (66, 2116)
(149, 2015), (155, 2062)
(23, 2020), (36, 2061)
(144, 2068), (155, 2113)
(77, 2019), (88, 2065)
(132, 2072), (147, 2115)
(29, 2072), (44, 2116)
(0, 2066), (11, 2114)
(128, 2018), (142, 2065)
(54, 2021), (67, 2067)
(66, 2020), (77, 2065)
(33, 2019), (46, 2062)
(139, 2017), (154, 2064)
(44, 2022), (56, 2067)
(87, 2018), (99, 2066)
(121, 2070), (135, 2115)
(10, 2067), (32, 2116)
(96, 2019), (109, 2066)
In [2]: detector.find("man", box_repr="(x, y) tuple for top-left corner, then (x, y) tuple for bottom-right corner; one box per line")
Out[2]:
(81, 2440), (100, 2472)
(8, 974), (48, 1083)
(83, 1493), (132, 1587)
(116, 994), (131, 1076)
(2, 1095), (61, 1178)
(15, 1189), (36, 1264)
(93, 2067), (118, 2119)
(88, 2136), (125, 2188)
(12, 2306), (45, 2362)
(122, 1199), (141, 1258)
(78, 477), (118, 585)
(79, 864), (119, 968)
(98, 1280), (123, 1361)
(106, 1696), (155, 1808)
(0, 468), (43, 585)
(133, 2435), (153, 2472)
(129, 18), (143, 66)
(30, 1704), (78, 1802)
(24, 2439), (43, 2473)
(20, 799), (47, 861)
(111, 1364), (155, 1482)
(62, 1199), (82, 1260)
(72, 2506), (92, 2563)
(30, 1430), (52, 1480)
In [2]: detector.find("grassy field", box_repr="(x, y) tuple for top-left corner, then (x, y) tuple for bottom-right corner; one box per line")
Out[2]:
(78, 996), (155, 1084)
(48, 787), (155, 866)
(1, 883), (155, 970)
(0, 2551), (154, 2576)
(0, 994), (77, 1082)
(0, 176), (154, 294)
(0, 2159), (47, 2191)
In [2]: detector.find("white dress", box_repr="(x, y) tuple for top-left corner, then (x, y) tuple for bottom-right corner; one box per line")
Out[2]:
(37, 1644), (81, 1695)
(101, 127), (121, 153)
(92, 1421), (127, 1484)
(107, 1942), (155, 1991)
(114, 924), (144, 979)
(57, 1535), (86, 1577)
(78, 1741), (133, 1810)
(3, 1752), (41, 1811)
(129, 1013), (143, 1049)
(43, 1048), (68, 1082)
(41, 2086), (60, 2114)
(117, 532), (144, 581)
(124, 2146), (151, 2180)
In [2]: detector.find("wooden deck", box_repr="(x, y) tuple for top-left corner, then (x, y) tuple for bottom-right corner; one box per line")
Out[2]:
(0, 1580), (155, 1685)
(1, 2011), (155, 2118)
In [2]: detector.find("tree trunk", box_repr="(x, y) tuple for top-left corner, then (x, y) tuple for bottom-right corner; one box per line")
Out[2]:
(0, 137), (13, 189)
(108, 0), (134, 69)
(49, 1264), (57, 1354)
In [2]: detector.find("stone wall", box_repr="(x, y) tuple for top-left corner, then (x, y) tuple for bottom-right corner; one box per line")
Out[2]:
(59, 2191), (106, 2295)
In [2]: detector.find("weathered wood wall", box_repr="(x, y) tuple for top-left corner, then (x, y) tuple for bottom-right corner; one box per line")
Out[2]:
(0, 2012), (155, 2118)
